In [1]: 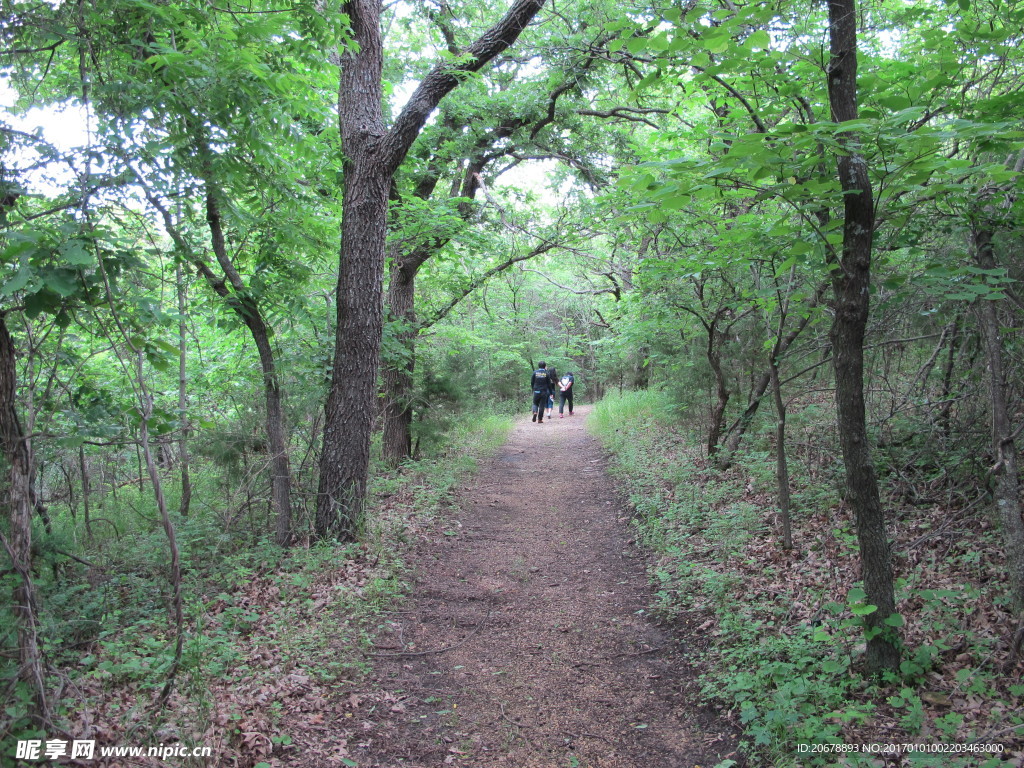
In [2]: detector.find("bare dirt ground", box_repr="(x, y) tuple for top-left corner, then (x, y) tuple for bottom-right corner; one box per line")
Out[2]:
(346, 405), (742, 768)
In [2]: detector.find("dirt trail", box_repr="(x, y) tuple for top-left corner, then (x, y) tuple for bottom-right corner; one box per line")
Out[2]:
(353, 405), (739, 767)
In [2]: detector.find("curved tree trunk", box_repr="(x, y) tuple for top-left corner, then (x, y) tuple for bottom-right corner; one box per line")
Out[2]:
(826, 0), (900, 674)
(204, 191), (293, 546)
(139, 167), (294, 544)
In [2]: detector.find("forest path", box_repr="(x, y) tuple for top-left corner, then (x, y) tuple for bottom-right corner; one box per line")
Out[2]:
(350, 405), (739, 767)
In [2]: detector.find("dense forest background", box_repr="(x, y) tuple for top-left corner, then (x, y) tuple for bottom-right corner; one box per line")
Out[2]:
(2, 0), (1023, 764)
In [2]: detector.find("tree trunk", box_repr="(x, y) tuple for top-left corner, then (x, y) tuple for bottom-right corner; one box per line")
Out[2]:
(973, 225), (1024, 614)
(135, 359), (184, 706)
(0, 312), (50, 724)
(826, 0), (900, 674)
(79, 445), (91, 539)
(770, 357), (793, 551)
(382, 258), (416, 465)
(706, 319), (729, 458)
(176, 260), (192, 518)
(62, 461), (76, 520)
(203, 190), (293, 546)
(936, 314), (961, 441)
(316, 0), (546, 540)
(317, 142), (390, 538)
(720, 282), (828, 466)
(140, 181), (291, 541)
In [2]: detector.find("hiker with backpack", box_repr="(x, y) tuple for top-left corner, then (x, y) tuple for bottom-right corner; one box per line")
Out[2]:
(558, 371), (575, 417)
(530, 362), (555, 424)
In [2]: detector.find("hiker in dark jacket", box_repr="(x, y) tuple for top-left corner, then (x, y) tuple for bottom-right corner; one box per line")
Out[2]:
(530, 362), (554, 424)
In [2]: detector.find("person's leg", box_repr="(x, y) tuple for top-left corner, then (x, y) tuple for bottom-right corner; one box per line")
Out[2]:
(533, 392), (546, 422)
(567, 390), (574, 414)
(559, 392), (567, 416)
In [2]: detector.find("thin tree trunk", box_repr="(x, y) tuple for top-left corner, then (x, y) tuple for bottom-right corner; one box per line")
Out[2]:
(138, 183), (292, 543)
(203, 190), (293, 546)
(0, 312), (50, 724)
(706, 319), (729, 458)
(136, 441), (144, 491)
(137, 368), (185, 706)
(79, 445), (91, 539)
(770, 358), (793, 550)
(176, 260), (192, 518)
(382, 258), (416, 465)
(973, 225), (1024, 613)
(936, 314), (961, 440)
(62, 461), (77, 521)
(720, 282), (828, 465)
(826, 0), (900, 674)
(94, 249), (186, 703)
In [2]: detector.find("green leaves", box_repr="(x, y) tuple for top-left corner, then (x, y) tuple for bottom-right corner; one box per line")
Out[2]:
(2, 232), (100, 311)
(847, 586), (877, 616)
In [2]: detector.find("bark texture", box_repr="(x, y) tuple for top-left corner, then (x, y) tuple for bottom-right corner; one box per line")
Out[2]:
(826, 0), (900, 673)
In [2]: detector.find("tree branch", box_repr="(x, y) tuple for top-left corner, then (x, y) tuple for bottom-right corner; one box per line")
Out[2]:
(381, 0), (546, 173)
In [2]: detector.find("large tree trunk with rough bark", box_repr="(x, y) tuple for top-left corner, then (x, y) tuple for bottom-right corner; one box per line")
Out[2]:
(316, 0), (546, 540)
(826, 0), (900, 674)
(973, 225), (1024, 614)
(0, 313), (50, 723)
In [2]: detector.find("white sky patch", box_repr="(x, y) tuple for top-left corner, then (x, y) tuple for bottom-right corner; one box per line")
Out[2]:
(497, 160), (558, 196)
(1, 80), (93, 195)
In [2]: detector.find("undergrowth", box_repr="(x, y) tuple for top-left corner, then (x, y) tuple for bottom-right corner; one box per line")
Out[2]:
(589, 389), (1022, 768)
(1, 411), (513, 766)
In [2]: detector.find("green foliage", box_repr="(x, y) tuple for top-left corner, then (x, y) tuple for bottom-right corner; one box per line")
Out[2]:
(592, 390), (1023, 767)
(708, 619), (873, 758)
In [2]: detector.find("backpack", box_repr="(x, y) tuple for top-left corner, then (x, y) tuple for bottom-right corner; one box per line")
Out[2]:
(559, 375), (572, 391)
